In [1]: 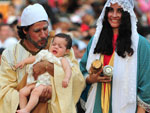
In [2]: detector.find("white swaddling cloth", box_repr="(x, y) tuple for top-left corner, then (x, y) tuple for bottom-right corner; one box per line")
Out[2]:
(27, 49), (72, 87)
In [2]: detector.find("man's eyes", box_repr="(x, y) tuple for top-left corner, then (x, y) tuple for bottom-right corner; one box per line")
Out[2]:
(34, 29), (40, 32)
(43, 26), (48, 31)
(34, 26), (48, 32)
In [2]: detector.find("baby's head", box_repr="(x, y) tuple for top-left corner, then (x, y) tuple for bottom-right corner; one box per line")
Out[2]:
(50, 33), (72, 57)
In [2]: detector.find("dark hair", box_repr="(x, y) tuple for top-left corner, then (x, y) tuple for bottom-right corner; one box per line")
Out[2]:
(94, 7), (133, 58)
(54, 33), (72, 49)
(0, 13), (3, 19)
(0, 48), (5, 55)
(17, 26), (30, 39)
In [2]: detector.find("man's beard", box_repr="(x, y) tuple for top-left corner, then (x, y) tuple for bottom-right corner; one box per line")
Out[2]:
(26, 34), (48, 50)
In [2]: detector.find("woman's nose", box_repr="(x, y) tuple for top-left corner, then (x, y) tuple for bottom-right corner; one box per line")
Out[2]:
(112, 11), (117, 17)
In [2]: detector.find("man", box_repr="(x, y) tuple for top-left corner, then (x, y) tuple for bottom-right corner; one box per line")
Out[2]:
(0, 3), (85, 113)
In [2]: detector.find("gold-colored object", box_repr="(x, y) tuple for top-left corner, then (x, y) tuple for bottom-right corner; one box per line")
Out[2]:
(89, 60), (103, 74)
(45, 30), (55, 49)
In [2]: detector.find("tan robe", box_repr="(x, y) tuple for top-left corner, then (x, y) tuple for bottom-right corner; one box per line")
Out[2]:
(0, 39), (85, 113)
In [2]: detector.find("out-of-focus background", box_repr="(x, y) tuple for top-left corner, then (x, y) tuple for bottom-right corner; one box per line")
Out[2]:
(0, 0), (150, 62)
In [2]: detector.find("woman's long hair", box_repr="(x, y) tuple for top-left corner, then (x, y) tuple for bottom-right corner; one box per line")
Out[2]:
(94, 7), (133, 58)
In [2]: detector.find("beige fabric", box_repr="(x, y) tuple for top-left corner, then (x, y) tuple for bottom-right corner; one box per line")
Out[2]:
(0, 42), (85, 113)
(50, 49), (85, 113)
(0, 42), (31, 113)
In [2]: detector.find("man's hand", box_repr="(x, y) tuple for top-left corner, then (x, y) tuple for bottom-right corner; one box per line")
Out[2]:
(39, 85), (52, 102)
(33, 60), (54, 80)
(33, 61), (47, 80)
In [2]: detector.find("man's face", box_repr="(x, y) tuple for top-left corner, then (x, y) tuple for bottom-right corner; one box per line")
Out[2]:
(26, 21), (49, 49)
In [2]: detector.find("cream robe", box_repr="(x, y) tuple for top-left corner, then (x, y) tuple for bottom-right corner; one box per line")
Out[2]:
(0, 42), (85, 113)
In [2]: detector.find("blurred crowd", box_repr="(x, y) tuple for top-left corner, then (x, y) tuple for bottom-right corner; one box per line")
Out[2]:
(0, 0), (150, 63)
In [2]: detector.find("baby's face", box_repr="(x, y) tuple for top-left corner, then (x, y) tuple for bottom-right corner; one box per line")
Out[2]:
(50, 37), (68, 57)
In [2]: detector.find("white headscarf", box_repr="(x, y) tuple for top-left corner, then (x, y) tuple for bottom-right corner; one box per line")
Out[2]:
(85, 0), (139, 113)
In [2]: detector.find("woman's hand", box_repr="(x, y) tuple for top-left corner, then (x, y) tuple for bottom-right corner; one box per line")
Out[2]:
(33, 60), (54, 80)
(39, 85), (52, 102)
(86, 69), (111, 84)
(137, 105), (145, 113)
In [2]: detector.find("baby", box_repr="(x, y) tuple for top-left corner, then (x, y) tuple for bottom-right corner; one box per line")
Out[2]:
(16, 33), (72, 113)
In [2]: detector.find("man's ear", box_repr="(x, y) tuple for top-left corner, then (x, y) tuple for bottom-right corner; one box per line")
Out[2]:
(23, 29), (27, 34)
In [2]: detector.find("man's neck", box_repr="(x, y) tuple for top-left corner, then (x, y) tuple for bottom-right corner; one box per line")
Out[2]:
(21, 39), (40, 55)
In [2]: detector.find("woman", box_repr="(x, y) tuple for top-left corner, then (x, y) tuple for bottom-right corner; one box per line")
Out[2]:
(80, 0), (150, 113)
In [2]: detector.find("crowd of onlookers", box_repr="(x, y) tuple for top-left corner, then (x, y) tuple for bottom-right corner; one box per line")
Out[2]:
(0, 0), (150, 63)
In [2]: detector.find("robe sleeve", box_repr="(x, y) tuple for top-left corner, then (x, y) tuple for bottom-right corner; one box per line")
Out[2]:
(137, 35), (150, 112)
(0, 49), (19, 113)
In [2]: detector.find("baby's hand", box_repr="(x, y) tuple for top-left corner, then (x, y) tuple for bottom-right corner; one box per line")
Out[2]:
(62, 78), (69, 88)
(15, 62), (25, 69)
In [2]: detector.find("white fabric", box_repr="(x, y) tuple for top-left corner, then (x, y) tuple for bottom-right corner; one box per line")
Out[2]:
(0, 37), (18, 49)
(27, 50), (73, 86)
(21, 3), (48, 26)
(78, 40), (87, 51)
(27, 50), (61, 85)
(85, 83), (97, 113)
(86, 0), (139, 113)
(3, 37), (18, 49)
(112, 34), (138, 113)
(7, 16), (17, 24)
(36, 72), (51, 87)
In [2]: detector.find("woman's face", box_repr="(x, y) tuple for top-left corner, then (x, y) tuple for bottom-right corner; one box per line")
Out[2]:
(107, 3), (123, 34)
